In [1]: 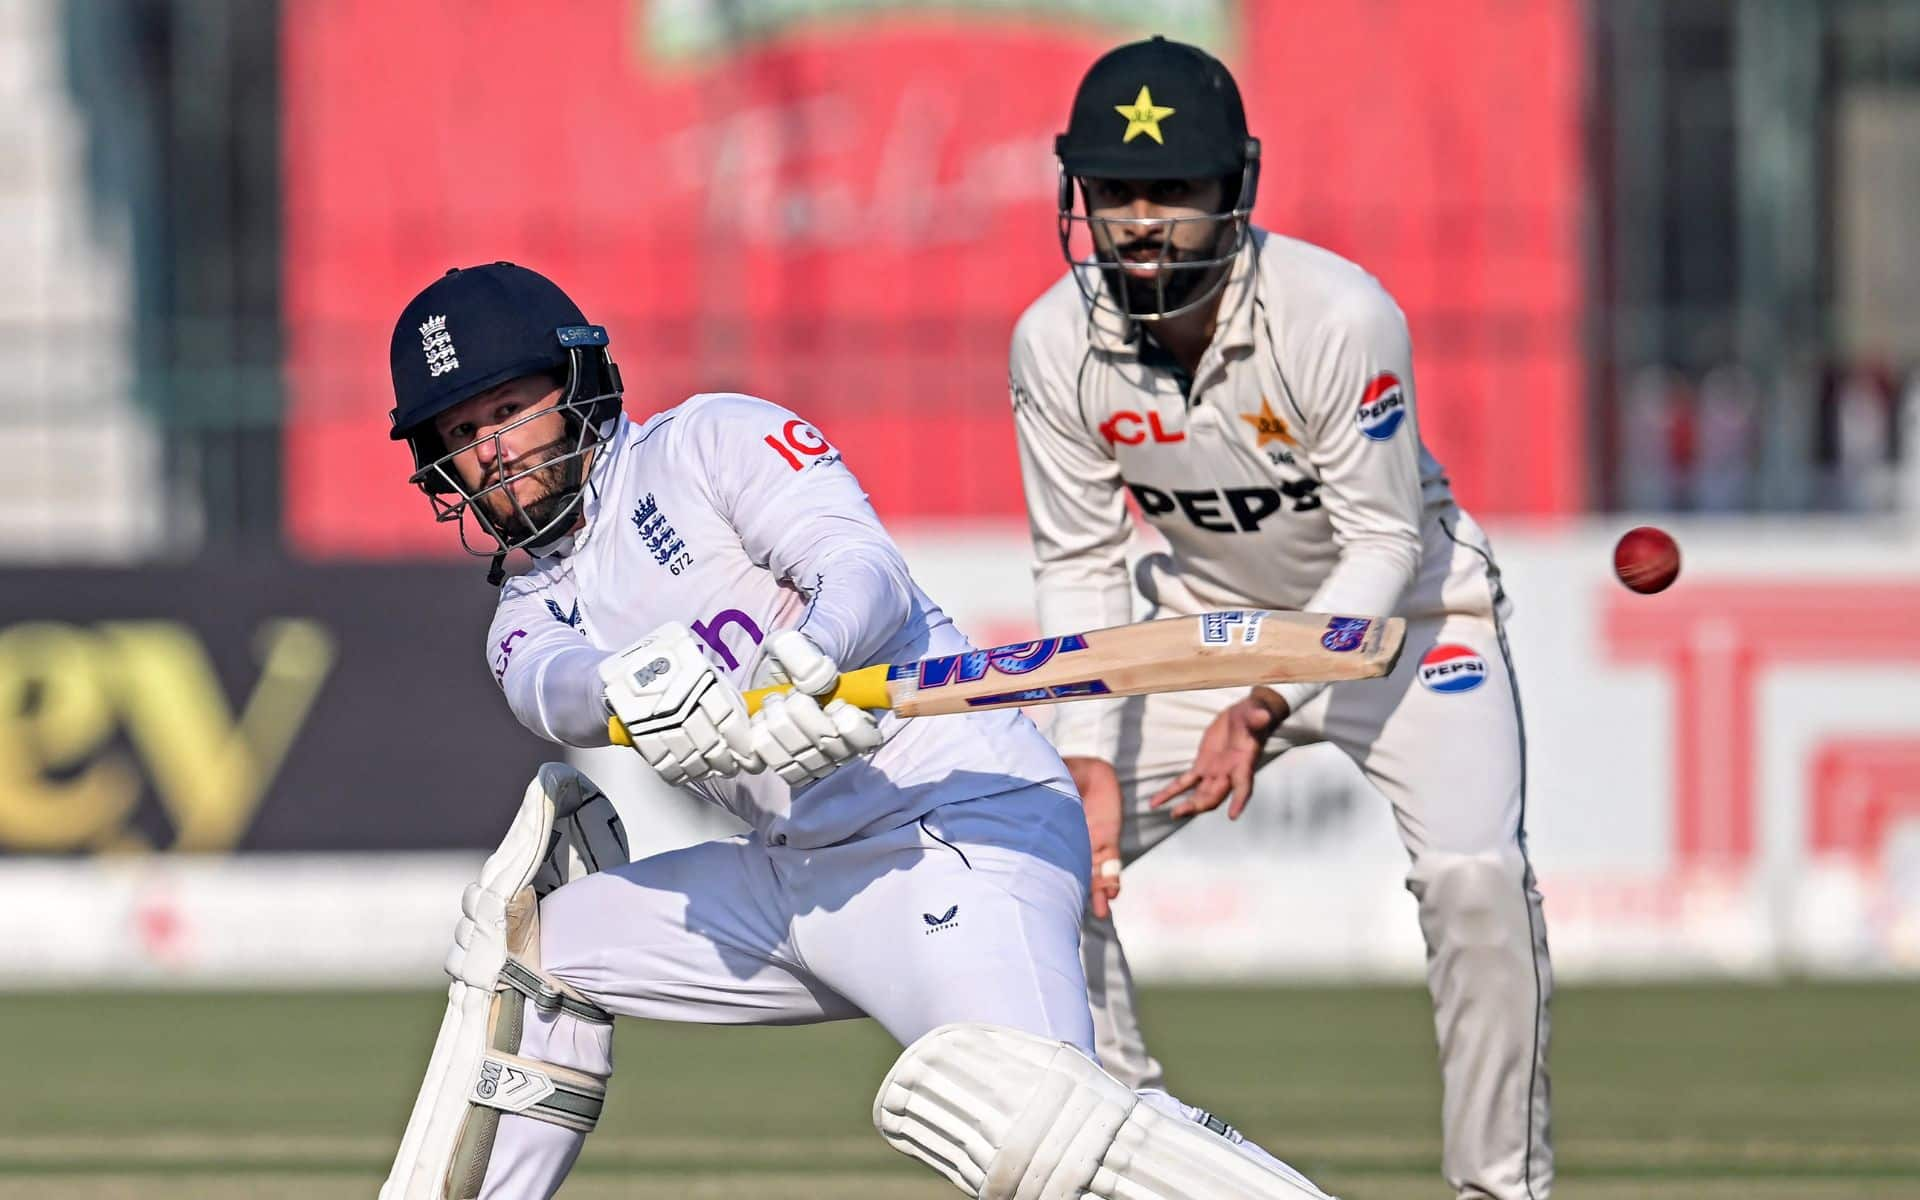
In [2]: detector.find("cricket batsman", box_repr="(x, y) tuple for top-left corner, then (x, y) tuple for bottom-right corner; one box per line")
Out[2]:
(377, 262), (1334, 1198)
(1011, 38), (1554, 1198)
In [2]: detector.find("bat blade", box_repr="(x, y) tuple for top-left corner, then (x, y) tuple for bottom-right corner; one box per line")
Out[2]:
(611, 610), (1405, 745)
(880, 610), (1404, 717)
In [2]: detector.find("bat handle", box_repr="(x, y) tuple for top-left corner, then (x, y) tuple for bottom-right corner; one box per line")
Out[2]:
(744, 663), (892, 715)
(606, 663), (893, 747)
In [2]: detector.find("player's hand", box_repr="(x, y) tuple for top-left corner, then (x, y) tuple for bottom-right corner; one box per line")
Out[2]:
(1149, 687), (1289, 820)
(599, 622), (761, 786)
(751, 632), (883, 785)
(1065, 756), (1125, 921)
(750, 691), (882, 785)
(763, 629), (840, 697)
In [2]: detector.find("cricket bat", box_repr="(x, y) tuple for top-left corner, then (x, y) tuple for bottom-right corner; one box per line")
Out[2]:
(607, 610), (1403, 745)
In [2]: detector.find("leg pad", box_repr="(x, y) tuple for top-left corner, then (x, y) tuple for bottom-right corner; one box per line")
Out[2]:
(382, 765), (622, 1200)
(874, 1023), (1332, 1200)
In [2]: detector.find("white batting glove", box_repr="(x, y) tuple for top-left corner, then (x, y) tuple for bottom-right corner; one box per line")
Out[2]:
(751, 631), (882, 785)
(751, 690), (884, 786)
(599, 623), (761, 787)
(763, 629), (841, 696)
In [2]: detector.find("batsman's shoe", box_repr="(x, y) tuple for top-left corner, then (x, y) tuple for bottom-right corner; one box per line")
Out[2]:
(381, 763), (627, 1200)
(875, 1023), (1334, 1199)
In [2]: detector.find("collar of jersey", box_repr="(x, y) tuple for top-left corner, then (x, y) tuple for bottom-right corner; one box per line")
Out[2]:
(1087, 233), (1263, 360)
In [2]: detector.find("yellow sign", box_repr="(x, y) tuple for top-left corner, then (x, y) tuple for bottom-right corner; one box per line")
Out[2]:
(1115, 86), (1176, 145)
(0, 620), (335, 853)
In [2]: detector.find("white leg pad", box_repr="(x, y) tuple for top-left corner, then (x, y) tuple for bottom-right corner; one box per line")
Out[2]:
(874, 1023), (1334, 1200)
(381, 764), (627, 1200)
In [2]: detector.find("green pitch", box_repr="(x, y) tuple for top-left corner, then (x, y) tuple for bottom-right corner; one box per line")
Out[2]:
(5, 983), (1916, 1198)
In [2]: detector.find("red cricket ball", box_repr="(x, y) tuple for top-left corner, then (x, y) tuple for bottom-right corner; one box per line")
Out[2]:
(1613, 525), (1681, 594)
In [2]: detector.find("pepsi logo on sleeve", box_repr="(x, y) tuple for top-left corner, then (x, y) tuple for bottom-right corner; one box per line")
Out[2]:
(1355, 372), (1407, 441)
(1416, 643), (1488, 693)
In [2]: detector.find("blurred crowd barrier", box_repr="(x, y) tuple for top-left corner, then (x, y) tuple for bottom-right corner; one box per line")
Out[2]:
(1613, 363), (1920, 514)
(4, 521), (1919, 986)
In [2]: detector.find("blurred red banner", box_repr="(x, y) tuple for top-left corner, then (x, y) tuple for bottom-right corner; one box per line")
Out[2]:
(284, 0), (1584, 556)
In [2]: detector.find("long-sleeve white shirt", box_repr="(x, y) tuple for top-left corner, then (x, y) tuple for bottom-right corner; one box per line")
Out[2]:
(1012, 228), (1483, 762)
(486, 394), (1070, 848)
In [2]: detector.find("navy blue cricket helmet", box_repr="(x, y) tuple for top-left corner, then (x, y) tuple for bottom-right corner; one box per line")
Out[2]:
(388, 263), (622, 577)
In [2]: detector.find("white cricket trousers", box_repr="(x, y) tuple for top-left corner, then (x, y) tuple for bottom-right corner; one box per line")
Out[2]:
(478, 782), (1097, 1196)
(1096, 531), (1554, 1200)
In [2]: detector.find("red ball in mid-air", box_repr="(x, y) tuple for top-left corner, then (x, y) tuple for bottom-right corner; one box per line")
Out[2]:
(1613, 525), (1681, 594)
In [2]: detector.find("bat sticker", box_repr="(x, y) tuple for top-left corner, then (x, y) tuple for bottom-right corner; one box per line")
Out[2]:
(1200, 610), (1269, 645)
(899, 634), (1089, 689)
(1320, 617), (1372, 652)
(963, 679), (1113, 707)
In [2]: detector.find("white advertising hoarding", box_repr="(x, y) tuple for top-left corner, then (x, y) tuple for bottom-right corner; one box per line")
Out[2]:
(4, 520), (1918, 986)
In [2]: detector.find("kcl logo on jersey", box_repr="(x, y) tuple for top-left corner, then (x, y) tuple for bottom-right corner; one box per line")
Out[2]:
(1099, 410), (1184, 445)
(1356, 372), (1406, 441)
(891, 634), (1090, 690)
(1417, 644), (1488, 693)
(0, 620), (336, 853)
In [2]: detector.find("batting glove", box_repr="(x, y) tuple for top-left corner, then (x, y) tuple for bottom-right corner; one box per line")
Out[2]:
(599, 623), (761, 787)
(762, 629), (841, 696)
(752, 631), (882, 785)
(751, 690), (884, 786)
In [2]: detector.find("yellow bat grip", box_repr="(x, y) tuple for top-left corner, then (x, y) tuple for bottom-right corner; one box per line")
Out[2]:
(606, 664), (894, 748)
(746, 663), (893, 715)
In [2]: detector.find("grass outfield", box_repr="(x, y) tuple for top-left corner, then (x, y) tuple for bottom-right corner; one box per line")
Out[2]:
(6, 983), (1917, 1198)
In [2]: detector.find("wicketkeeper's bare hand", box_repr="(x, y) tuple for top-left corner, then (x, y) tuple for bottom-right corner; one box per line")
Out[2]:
(1150, 687), (1289, 820)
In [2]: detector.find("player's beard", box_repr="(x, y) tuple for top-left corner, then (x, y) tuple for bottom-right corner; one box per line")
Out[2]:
(1094, 236), (1229, 318)
(475, 437), (582, 543)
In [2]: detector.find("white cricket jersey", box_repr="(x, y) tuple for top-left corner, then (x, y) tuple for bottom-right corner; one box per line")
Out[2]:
(1012, 228), (1495, 761)
(486, 394), (1071, 849)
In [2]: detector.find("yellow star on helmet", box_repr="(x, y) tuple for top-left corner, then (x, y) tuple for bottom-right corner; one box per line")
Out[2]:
(1115, 86), (1176, 145)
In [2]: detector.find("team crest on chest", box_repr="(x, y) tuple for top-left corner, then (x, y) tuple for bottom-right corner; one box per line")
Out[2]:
(632, 493), (694, 576)
(1239, 396), (1299, 464)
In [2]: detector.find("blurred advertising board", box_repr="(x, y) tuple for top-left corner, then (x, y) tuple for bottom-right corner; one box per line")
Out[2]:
(282, 0), (1584, 555)
(8, 521), (1917, 986)
(0, 564), (546, 857)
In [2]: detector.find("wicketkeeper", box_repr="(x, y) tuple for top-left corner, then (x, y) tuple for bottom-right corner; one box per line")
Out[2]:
(1012, 38), (1554, 1199)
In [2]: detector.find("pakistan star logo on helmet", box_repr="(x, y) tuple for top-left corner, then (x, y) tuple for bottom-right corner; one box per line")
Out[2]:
(1114, 85), (1175, 144)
